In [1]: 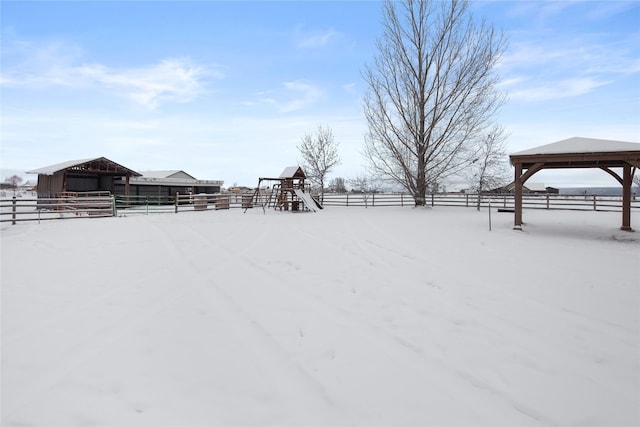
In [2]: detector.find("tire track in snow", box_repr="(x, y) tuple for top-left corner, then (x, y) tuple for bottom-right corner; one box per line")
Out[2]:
(3, 284), (191, 420)
(2, 217), (202, 421)
(278, 213), (636, 424)
(144, 215), (352, 425)
(149, 215), (539, 424)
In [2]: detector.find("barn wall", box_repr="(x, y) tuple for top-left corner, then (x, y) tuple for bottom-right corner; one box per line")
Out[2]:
(37, 173), (64, 198)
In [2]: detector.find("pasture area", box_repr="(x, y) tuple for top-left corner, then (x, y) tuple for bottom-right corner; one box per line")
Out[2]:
(1, 207), (638, 426)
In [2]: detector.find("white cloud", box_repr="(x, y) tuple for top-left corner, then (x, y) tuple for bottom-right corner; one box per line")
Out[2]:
(294, 27), (339, 49)
(1, 39), (220, 109)
(88, 58), (216, 109)
(499, 36), (639, 102)
(503, 77), (610, 102)
(250, 80), (325, 113)
(279, 81), (324, 112)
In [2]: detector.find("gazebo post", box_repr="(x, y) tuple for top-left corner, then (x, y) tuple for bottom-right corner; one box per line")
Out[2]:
(514, 162), (523, 230)
(621, 163), (632, 231)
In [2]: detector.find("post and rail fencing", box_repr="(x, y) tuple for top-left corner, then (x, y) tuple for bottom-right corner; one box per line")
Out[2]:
(0, 192), (114, 225)
(321, 192), (640, 211)
(2, 191), (639, 225)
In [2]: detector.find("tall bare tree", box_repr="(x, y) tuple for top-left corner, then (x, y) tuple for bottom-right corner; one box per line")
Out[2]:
(297, 125), (341, 202)
(362, 0), (506, 206)
(467, 125), (510, 210)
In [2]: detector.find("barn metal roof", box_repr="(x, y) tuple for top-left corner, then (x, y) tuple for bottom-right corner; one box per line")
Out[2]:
(27, 157), (142, 176)
(139, 170), (197, 180)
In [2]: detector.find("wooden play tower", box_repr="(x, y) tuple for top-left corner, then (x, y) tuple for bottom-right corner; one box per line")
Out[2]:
(246, 166), (322, 213)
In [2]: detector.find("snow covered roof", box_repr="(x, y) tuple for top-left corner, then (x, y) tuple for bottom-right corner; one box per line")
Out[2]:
(511, 137), (640, 157)
(27, 158), (100, 175)
(139, 171), (197, 180)
(27, 157), (141, 176)
(525, 182), (547, 192)
(279, 166), (306, 179)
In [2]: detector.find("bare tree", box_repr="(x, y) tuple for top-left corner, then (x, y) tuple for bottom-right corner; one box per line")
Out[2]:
(347, 174), (379, 193)
(329, 177), (347, 193)
(297, 125), (341, 202)
(4, 175), (23, 196)
(347, 174), (383, 208)
(362, 0), (506, 206)
(467, 125), (510, 210)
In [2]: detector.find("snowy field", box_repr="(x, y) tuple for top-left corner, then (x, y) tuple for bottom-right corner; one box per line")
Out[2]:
(1, 206), (638, 426)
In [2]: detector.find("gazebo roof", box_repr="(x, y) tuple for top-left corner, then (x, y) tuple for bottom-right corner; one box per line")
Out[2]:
(510, 137), (640, 169)
(511, 137), (640, 157)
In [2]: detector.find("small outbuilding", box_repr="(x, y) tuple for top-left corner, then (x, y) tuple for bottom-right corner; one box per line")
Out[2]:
(510, 137), (640, 231)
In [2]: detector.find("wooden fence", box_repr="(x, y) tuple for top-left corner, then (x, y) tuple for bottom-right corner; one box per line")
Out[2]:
(2, 191), (639, 225)
(321, 192), (640, 211)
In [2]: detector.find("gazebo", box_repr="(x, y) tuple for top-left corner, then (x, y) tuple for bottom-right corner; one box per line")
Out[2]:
(510, 137), (640, 231)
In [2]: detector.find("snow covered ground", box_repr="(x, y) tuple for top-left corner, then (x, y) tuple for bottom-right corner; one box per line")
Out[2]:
(1, 206), (638, 426)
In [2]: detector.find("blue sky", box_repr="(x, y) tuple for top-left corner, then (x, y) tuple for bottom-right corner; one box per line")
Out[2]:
(1, 1), (639, 188)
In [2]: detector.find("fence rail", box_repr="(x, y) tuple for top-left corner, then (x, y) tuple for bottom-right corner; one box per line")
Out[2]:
(2, 191), (639, 225)
(1, 195), (114, 224)
(321, 192), (640, 211)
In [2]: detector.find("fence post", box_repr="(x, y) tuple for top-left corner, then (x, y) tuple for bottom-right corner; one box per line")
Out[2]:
(175, 192), (179, 214)
(593, 195), (597, 211)
(12, 196), (16, 225)
(372, 193), (375, 207)
(146, 197), (149, 215)
(346, 193), (349, 207)
(401, 193), (403, 207)
(431, 193), (435, 207)
(112, 195), (116, 217)
(466, 193), (469, 208)
(546, 194), (550, 210)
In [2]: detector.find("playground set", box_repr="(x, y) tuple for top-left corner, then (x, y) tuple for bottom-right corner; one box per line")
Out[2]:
(245, 166), (323, 213)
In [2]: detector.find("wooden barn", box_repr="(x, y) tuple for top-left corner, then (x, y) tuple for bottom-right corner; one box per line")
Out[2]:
(27, 157), (141, 198)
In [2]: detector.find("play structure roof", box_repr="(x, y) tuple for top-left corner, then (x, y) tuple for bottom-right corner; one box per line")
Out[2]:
(279, 166), (306, 179)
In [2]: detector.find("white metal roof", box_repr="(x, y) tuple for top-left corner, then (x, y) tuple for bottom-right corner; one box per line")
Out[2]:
(511, 137), (640, 157)
(27, 158), (100, 175)
(525, 182), (547, 192)
(139, 171), (197, 180)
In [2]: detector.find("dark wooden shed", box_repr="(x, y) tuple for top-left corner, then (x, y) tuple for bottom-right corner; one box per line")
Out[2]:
(27, 157), (141, 199)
